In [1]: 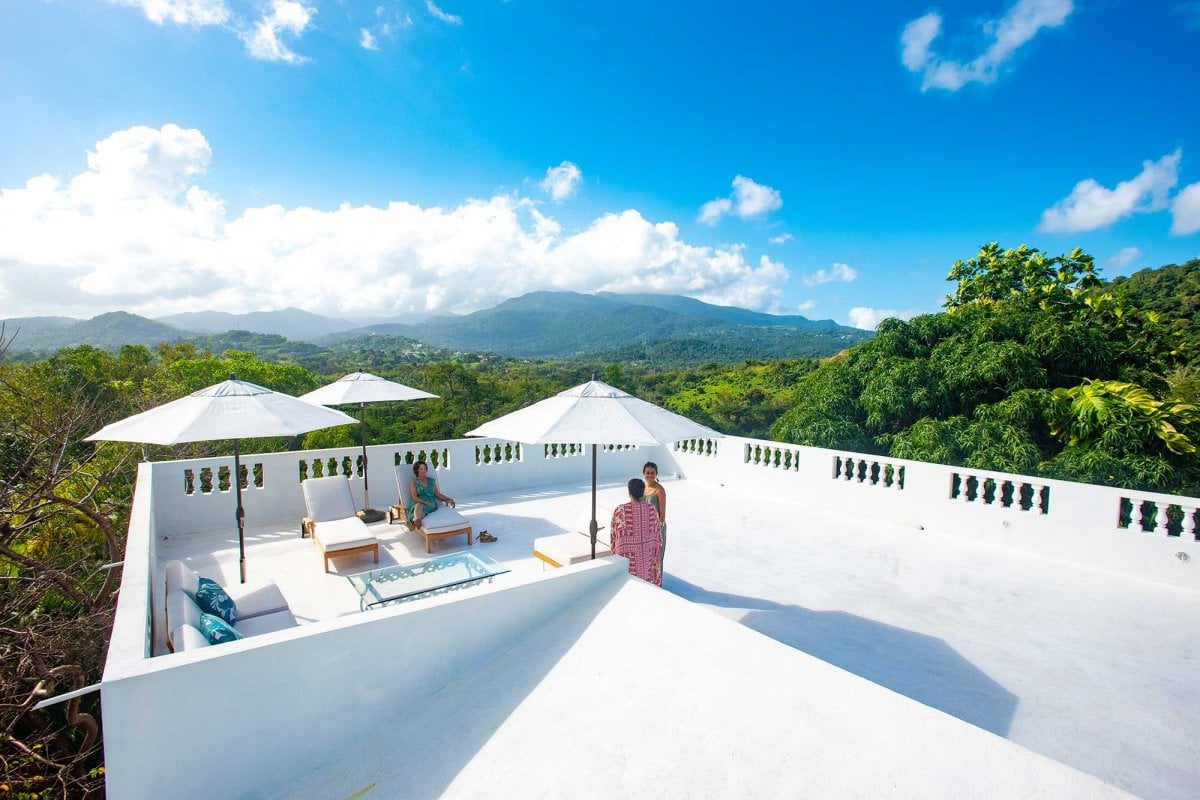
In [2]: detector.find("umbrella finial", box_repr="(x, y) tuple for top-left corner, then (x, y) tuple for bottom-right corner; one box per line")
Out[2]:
(229, 373), (237, 382)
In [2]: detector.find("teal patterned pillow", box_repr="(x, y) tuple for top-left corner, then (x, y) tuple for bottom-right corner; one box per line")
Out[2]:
(194, 577), (237, 625)
(199, 613), (243, 645)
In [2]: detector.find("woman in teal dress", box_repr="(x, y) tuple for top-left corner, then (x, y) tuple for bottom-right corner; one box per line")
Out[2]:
(407, 460), (455, 526)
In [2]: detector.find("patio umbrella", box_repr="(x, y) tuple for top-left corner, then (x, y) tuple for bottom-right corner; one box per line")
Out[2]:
(85, 375), (358, 582)
(466, 379), (723, 558)
(299, 371), (438, 522)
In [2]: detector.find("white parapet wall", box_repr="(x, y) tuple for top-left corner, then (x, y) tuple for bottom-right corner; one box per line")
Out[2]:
(101, 478), (630, 800)
(147, 438), (658, 539)
(670, 434), (1200, 589)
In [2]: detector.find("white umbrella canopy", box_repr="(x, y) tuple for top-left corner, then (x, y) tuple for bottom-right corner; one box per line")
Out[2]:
(300, 372), (439, 521)
(88, 378), (358, 444)
(466, 379), (723, 558)
(299, 371), (438, 406)
(86, 376), (358, 582)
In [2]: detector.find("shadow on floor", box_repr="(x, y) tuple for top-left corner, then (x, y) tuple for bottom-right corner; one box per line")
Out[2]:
(665, 575), (1018, 737)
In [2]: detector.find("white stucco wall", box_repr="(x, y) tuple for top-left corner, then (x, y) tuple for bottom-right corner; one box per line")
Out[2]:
(672, 435), (1200, 589)
(101, 547), (628, 800)
(148, 438), (660, 539)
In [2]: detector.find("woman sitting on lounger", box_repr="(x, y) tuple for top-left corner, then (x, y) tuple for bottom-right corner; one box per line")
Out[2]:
(408, 460), (455, 526)
(610, 478), (662, 586)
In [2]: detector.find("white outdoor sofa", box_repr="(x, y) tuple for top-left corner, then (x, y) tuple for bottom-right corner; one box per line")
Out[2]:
(164, 560), (297, 652)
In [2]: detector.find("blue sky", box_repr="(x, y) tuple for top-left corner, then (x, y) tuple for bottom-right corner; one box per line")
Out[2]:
(0, 0), (1197, 329)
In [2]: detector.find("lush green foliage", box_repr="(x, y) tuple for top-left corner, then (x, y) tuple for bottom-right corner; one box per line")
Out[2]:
(773, 244), (1199, 494)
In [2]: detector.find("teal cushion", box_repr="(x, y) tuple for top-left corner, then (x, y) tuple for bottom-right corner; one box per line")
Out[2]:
(194, 577), (237, 625)
(199, 613), (243, 644)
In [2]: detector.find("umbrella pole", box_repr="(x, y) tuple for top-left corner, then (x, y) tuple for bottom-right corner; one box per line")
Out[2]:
(235, 439), (247, 584)
(590, 444), (598, 559)
(357, 402), (386, 523)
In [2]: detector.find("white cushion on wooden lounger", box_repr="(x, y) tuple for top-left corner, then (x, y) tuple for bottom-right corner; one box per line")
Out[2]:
(421, 506), (472, 535)
(301, 476), (381, 571)
(312, 516), (378, 549)
(533, 531), (613, 567)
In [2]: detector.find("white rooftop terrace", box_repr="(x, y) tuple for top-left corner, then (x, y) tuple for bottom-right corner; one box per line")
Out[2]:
(101, 435), (1200, 799)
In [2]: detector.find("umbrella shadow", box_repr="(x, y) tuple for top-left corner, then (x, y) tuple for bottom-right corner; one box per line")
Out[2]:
(665, 576), (1018, 737)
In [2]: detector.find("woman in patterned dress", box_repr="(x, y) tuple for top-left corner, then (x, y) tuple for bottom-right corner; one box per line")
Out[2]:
(610, 478), (662, 586)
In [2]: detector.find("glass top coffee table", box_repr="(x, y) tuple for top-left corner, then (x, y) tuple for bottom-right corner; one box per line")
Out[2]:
(345, 551), (511, 610)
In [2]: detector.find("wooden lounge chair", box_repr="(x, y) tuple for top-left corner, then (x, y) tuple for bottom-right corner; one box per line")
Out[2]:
(387, 464), (473, 553)
(301, 476), (380, 572)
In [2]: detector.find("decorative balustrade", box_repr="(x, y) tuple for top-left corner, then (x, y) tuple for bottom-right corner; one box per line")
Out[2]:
(744, 442), (800, 471)
(951, 471), (1047, 513)
(543, 443), (584, 459)
(674, 438), (718, 456)
(601, 444), (638, 452)
(832, 455), (905, 489)
(474, 442), (519, 466)
(156, 432), (1200, 592)
(1118, 494), (1199, 540)
(394, 447), (451, 469)
(184, 461), (262, 495)
(297, 455), (357, 481)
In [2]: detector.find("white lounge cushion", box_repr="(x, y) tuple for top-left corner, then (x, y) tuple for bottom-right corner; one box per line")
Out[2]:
(302, 476), (359, 522)
(164, 559), (289, 620)
(422, 506), (471, 535)
(165, 560), (201, 596)
(534, 531), (613, 566)
(313, 516), (376, 549)
(167, 588), (203, 633)
(171, 624), (211, 652)
(235, 608), (298, 637)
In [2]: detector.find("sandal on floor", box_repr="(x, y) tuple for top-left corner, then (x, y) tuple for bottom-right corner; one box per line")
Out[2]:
(478, 531), (497, 543)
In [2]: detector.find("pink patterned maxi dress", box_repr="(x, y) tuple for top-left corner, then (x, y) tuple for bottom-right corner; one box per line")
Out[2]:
(610, 501), (662, 586)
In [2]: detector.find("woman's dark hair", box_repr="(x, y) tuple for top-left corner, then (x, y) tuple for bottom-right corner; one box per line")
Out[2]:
(412, 459), (428, 476)
(628, 477), (646, 500)
(643, 461), (658, 472)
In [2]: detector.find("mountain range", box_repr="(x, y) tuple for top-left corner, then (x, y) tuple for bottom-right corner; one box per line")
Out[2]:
(1, 292), (871, 363)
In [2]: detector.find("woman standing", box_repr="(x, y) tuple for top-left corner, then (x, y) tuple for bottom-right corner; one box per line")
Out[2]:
(642, 461), (667, 575)
(610, 478), (662, 586)
(407, 460), (455, 527)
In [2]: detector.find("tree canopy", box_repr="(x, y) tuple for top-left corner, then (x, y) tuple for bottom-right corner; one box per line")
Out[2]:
(773, 244), (1198, 495)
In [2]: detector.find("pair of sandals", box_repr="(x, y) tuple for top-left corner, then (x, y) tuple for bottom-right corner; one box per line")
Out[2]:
(478, 530), (498, 543)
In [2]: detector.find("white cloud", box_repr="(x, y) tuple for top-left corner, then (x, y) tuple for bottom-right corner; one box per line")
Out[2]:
(110, 0), (317, 62)
(732, 175), (782, 218)
(698, 175), (782, 225)
(769, 233), (793, 245)
(1171, 182), (1200, 235)
(109, 0), (231, 26)
(793, 299), (817, 312)
(426, 0), (462, 25)
(1038, 150), (1181, 233)
(901, 0), (1074, 92)
(848, 307), (919, 330)
(540, 161), (582, 203)
(697, 198), (732, 226)
(0, 125), (795, 320)
(240, 0), (314, 64)
(801, 262), (857, 287)
(360, 9), (413, 50)
(1106, 246), (1141, 271)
